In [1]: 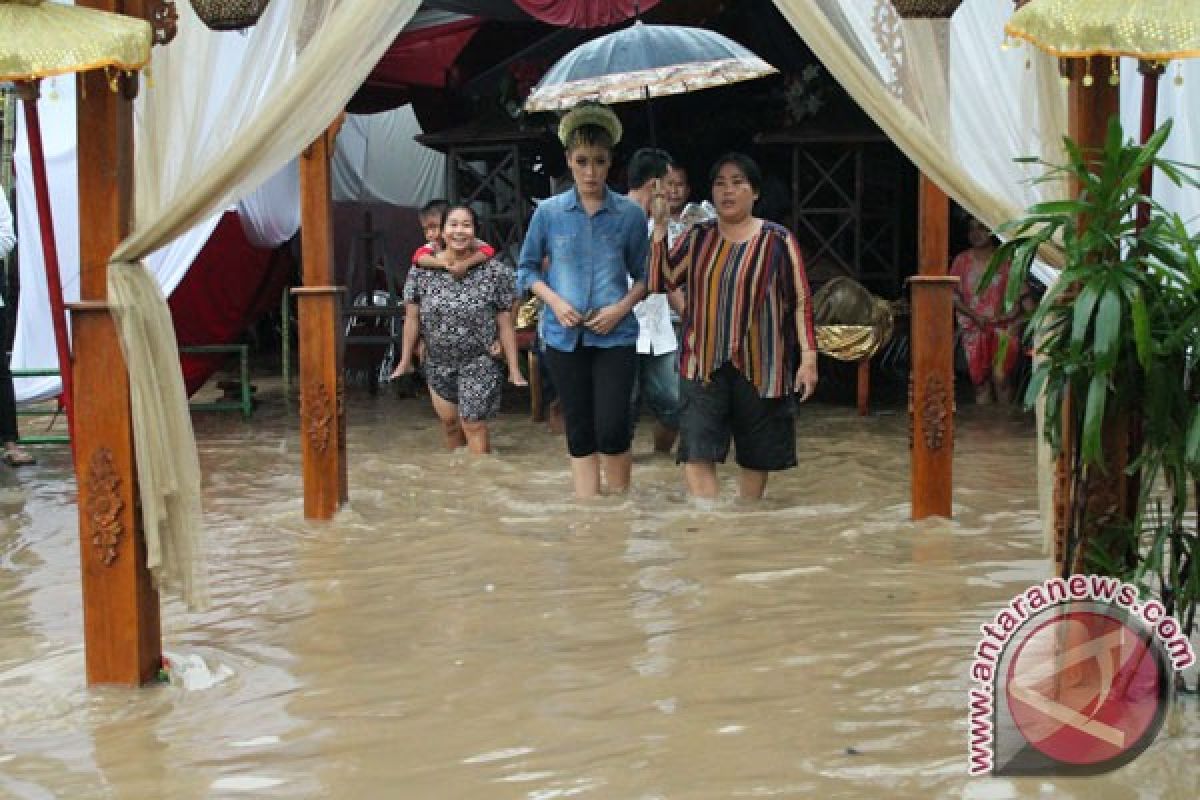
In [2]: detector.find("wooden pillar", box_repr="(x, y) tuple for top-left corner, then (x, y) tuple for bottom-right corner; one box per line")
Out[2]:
(70, 11), (161, 686)
(295, 122), (347, 519)
(1052, 60), (1123, 574)
(909, 175), (956, 519)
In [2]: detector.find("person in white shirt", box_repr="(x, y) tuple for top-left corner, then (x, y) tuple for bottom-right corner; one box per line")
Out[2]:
(0, 193), (35, 466)
(626, 148), (685, 453)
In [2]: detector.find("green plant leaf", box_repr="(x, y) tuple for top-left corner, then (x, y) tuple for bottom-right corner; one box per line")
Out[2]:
(1082, 373), (1109, 464)
(1130, 290), (1152, 370)
(1071, 283), (1100, 349)
(1092, 288), (1122, 373)
(1186, 405), (1200, 470)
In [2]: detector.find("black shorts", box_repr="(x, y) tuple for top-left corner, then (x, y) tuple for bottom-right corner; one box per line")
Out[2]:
(677, 363), (797, 471)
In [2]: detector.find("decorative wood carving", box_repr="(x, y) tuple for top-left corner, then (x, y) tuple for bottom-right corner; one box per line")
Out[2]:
(302, 382), (333, 454)
(147, 0), (179, 46)
(907, 372), (914, 450)
(85, 448), (124, 566)
(336, 373), (347, 447)
(921, 373), (950, 451)
(871, 0), (907, 102)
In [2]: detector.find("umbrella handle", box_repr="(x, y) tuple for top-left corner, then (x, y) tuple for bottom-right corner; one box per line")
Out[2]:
(643, 85), (656, 148)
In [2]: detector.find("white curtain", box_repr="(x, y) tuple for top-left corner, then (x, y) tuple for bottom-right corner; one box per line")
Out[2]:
(774, 0), (1070, 252)
(773, 0), (1200, 546)
(332, 105), (446, 206)
(11, 77), (219, 404)
(1122, 58), (1200, 230)
(103, 0), (419, 609)
(236, 160), (301, 249)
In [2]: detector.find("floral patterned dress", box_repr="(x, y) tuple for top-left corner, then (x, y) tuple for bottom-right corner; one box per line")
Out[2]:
(403, 259), (516, 420)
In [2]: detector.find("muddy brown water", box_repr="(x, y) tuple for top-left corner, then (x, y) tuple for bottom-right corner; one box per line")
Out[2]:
(1, 385), (1197, 799)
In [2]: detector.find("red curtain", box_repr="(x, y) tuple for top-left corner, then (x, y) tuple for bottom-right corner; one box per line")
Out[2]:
(511, 0), (658, 28)
(169, 213), (291, 396)
(368, 18), (484, 90)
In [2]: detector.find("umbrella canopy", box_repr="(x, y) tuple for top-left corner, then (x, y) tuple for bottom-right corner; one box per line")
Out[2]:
(1005, 0), (1200, 60)
(0, 0), (152, 81)
(524, 21), (777, 112)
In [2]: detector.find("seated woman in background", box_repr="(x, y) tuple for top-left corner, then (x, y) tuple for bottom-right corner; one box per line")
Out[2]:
(949, 216), (1021, 404)
(392, 205), (526, 454)
(649, 152), (817, 502)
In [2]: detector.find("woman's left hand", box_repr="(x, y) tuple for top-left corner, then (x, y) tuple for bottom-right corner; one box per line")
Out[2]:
(583, 303), (626, 335)
(795, 359), (818, 402)
(508, 369), (529, 387)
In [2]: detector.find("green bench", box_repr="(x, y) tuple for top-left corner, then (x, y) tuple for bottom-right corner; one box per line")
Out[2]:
(11, 368), (69, 444)
(180, 343), (254, 418)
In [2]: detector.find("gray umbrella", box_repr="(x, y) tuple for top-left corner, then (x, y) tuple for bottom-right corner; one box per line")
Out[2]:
(523, 21), (777, 140)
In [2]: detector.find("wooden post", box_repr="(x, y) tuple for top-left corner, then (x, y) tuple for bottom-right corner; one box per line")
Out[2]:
(1053, 60), (1123, 574)
(70, 20), (161, 685)
(909, 175), (956, 519)
(295, 121), (347, 519)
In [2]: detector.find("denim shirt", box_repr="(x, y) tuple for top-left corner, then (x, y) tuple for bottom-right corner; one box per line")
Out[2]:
(517, 187), (649, 352)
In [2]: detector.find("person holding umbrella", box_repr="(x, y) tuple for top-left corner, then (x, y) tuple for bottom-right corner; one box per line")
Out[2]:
(517, 102), (649, 499)
(649, 153), (817, 501)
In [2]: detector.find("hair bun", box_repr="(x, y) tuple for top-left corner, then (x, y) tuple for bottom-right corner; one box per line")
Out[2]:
(558, 102), (623, 148)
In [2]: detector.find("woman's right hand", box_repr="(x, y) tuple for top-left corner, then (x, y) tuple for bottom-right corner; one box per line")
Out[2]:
(650, 178), (669, 239)
(549, 297), (584, 328)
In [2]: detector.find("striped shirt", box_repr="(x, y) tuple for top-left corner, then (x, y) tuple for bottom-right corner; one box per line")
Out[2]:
(649, 219), (816, 398)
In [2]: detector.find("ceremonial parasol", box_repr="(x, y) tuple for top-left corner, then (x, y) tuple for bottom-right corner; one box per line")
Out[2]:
(523, 19), (777, 143)
(1005, 0), (1200, 227)
(0, 0), (152, 440)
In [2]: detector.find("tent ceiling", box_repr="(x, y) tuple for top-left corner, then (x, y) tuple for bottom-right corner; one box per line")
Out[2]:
(419, 1), (659, 27)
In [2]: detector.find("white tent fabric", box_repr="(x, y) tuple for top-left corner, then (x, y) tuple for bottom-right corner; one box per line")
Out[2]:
(1123, 58), (1200, 230)
(332, 106), (445, 205)
(11, 78), (220, 403)
(236, 159), (301, 249)
(105, 0), (420, 608)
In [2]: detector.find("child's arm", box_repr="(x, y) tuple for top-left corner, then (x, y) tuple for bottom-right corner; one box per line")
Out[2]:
(444, 248), (488, 280)
(415, 244), (489, 279)
(496, 310), (527, 386)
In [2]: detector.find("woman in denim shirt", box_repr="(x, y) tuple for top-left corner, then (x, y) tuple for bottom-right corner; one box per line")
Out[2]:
(517, 103), (649, 498)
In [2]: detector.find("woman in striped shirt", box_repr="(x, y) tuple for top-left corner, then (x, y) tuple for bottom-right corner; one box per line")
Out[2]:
(649, 153), (817, 500)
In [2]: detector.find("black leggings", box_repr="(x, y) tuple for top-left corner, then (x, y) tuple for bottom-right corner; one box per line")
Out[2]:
(543, 344), (636, 458)
(0, 306), (17, 444)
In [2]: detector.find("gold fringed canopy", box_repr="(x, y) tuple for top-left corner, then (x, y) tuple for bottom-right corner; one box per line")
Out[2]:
(0, 0), (152, 82)
(1006, 0), (1200, 60)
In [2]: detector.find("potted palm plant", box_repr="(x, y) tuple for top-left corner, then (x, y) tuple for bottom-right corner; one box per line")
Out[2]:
(984, 118), (1200, 669)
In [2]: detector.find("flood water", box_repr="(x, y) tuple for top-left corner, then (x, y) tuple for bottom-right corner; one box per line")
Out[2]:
(1, 381), (1197, 799)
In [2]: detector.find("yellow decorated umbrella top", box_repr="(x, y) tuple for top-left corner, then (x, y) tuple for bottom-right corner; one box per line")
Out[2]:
(0, 0), (152, 82)
(1006, 0), (1200, 61)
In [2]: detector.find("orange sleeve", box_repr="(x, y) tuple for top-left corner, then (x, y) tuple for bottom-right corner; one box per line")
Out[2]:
(649, 226), (694, 292)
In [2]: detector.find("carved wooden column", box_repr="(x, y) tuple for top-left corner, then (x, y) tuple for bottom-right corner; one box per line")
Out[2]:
(70, 3), (161, 686)
(909, 175), (956, 519)
(1053, 60), (1123, 574)
(295, 121), (347, 519)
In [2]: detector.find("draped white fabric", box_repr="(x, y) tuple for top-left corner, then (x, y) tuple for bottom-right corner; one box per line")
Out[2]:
(102, 0), (419, 609)
(1122, 58), (1200, 229)
(236, 160), (301, 249)
(332, 106), (446, 206)
(11, 77), (219, 404)
(774, 0), (1200, 545)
